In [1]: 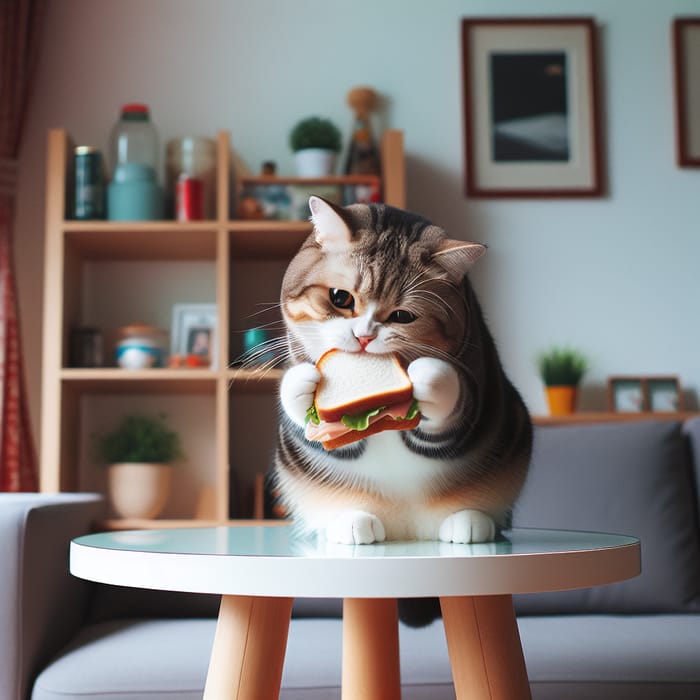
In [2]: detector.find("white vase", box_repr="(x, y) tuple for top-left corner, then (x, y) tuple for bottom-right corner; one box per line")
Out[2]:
(108, 462), (171, 519)
(294, 149), (337, 177)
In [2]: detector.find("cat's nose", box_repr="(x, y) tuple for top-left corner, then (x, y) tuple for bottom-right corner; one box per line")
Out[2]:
(356, 335), (375, 350)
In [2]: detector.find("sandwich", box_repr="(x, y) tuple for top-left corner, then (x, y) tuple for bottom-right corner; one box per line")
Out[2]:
(304, 349), (421, 450)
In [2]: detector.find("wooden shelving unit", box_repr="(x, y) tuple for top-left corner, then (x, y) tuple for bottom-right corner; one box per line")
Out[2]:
(40, 128), (405, 526)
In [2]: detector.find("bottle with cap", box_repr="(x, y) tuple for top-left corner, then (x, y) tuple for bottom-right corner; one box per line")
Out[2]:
(107, 103), (163, 220)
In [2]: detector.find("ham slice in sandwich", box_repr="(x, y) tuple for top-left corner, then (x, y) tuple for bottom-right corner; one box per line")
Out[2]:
(304, 349), (421, 450)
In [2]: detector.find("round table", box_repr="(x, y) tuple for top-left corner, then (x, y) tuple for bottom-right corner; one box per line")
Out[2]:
(71, 526), (640, 700)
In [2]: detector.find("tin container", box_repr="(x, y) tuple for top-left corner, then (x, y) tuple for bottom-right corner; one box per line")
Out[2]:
(74, 146), (105, 219)
(175, 175), (204, 220)
(68, 326), (104, 367)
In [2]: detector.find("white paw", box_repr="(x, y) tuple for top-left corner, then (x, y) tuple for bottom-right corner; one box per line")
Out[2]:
(407, 357), (460, 429)
(326, 510), (386, 545)
(439, 510), (496, 544)
(280, 362), (321, 427)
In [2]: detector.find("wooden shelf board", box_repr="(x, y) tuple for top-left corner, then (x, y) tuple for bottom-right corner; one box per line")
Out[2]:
(64, 223), (218, 260)
(227, 367), (282, 392)
(239, 175), (380, 186)
(60, 368), (219, 394)
(533, 411), (700, 426)
(229, 221), (311, 258)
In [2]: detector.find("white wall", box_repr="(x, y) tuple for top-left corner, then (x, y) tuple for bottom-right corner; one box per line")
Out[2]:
(16, 0), (700, 450)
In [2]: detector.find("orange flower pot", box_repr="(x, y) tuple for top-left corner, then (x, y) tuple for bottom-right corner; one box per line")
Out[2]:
(545, 385), (578, 416)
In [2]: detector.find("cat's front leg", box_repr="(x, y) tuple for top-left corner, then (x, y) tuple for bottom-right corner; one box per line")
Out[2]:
(326, 510), (386, 545)
(407, 357), (461, 432)
(439, 509), (496, 544)
(280, 362), (321, 427)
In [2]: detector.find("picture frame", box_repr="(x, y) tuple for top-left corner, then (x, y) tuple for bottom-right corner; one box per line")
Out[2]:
(171, 303), (217, 368)
(608, 376), (684, 413)
(673, 18), (700, 167)
(461, 17), (602, 197)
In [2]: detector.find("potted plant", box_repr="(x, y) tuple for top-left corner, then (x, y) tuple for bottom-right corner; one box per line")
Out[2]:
(94, 413), (184, 519)
(289, 116), (342, 176)
(537, 346), (589, 416)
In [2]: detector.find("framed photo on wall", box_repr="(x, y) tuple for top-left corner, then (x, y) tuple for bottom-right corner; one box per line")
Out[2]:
(673, 18), (700, 166)
(171, 303), (217, 368)
(461, 17), (602, 197)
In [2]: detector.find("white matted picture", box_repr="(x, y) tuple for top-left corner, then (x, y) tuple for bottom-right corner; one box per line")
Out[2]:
(648, 378), (684, 412)
(608, 378), (644, 413)
(462, 17), (602, 197)
(171, 304), (217, 368)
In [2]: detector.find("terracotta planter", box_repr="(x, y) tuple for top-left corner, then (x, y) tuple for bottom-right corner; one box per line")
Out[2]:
(545, 385), (578, 416)
(108, 462), (171, 519)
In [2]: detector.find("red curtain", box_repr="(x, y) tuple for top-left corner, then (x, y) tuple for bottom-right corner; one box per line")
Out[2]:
(0, 0), (46, 490)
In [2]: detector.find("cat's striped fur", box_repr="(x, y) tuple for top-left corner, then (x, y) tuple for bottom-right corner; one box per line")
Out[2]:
(273, 197), (532, 548)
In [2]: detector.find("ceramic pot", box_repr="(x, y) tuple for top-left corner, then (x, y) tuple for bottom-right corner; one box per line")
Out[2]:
(294, 148), (337, 177)
(545, 385), (578, 416)
(108, 462), (171, 519)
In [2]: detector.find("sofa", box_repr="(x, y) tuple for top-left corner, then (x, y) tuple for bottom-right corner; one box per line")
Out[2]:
(4, 417), (700, 700)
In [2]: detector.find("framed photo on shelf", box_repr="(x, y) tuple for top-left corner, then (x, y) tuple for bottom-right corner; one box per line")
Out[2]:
(171, 303), (217, 368)
(608, 376), (684, 413)
(673, 18), (700, 166)
(461, 17), (602, 197)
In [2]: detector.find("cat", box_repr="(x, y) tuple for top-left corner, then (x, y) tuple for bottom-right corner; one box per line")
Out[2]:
(273, 195), (532, 549)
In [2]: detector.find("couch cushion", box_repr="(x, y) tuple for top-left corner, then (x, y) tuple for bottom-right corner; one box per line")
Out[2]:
(512, 420), (700, 614)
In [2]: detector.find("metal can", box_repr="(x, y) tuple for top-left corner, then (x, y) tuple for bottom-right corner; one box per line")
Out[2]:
(74, 146), (105, 219)
(175, 174), (204, 220)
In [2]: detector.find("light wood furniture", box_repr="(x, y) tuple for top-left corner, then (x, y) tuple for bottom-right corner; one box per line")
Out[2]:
(40, 129), (405, 524)
(70, 525), (641, 700)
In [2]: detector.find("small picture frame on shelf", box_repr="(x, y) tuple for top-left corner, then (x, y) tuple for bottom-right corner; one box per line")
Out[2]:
(171, 303), (217, 368)
(647, 378), (683, 412)
(608, 377), (644, 413)
(608, 376), (684, 413)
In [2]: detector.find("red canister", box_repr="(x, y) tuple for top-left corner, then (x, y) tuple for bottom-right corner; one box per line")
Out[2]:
(176, 175), (204, 220)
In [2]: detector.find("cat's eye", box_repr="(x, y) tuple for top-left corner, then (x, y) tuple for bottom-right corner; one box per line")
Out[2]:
(387, 309), (416, 324)
(329, 288), (355, 310)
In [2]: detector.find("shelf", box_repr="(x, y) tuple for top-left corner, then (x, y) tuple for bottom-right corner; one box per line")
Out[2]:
(532, 411), (700, 426)
(229, 221), (311, 258)
(239, 174), (381, 186)
(227, 367), (282, 392)
(60, 368), (219, 394)
(64, 222), (218, 260)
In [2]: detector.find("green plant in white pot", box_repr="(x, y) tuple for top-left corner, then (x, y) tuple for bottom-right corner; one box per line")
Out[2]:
(95, 413), (184, 519)
(289, 116), (342, 176)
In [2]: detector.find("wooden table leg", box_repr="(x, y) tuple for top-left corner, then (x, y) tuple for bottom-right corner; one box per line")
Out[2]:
(203, 594), (293, 700)
(440, 594), (531, 700)
(342, 598), (401, 700)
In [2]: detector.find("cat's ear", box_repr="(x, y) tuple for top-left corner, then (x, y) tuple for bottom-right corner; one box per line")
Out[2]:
(309, 196), (352, 252)
(432, 239), (486, 281)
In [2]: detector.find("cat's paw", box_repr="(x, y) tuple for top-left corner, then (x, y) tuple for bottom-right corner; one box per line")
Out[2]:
(326, 510), (386, 545)
(439, 509), (496, 544)
(407, 357), (460, 429)
(280, 362), (321, 427)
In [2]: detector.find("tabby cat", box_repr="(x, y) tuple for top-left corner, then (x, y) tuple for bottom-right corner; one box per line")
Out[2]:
(274, 196), (532, 547)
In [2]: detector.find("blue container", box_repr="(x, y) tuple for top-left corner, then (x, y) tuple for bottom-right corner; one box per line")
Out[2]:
(107, 163), (163, 220)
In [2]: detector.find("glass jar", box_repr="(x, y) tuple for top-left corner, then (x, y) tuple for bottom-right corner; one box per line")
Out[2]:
(107, 104), (163, 220)
(166, 137), (216, 219)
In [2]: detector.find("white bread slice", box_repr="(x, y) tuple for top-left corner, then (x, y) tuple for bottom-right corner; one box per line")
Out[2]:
(314, 350), (413, 423)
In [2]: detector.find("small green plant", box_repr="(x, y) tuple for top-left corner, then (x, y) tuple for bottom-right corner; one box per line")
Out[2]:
(537, 347), (589, 387)
(94, 413), (184, 464)
(289, 116), (342, 152)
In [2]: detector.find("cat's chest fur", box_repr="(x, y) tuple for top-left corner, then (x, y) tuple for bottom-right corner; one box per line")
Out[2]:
(328, 431), (451, 501)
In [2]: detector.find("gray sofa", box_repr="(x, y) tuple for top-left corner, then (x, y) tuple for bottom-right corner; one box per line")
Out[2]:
(4, 417), (700, 699)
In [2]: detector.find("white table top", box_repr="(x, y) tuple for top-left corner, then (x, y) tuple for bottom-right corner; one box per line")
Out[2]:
(70, 525), (640, 598)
